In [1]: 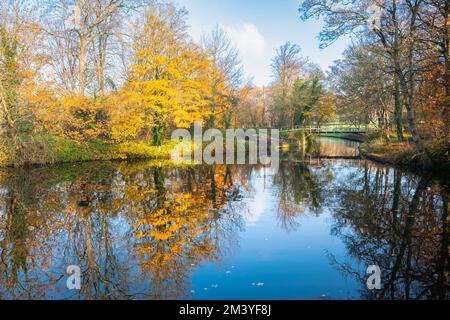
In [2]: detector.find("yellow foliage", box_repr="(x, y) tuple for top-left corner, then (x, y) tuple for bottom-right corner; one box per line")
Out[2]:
(109, 9), (213, 144)
(0, 144), (8, 165)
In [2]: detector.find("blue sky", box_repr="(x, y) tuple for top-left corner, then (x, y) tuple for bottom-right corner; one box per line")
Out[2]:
(177, 0), (351, 86)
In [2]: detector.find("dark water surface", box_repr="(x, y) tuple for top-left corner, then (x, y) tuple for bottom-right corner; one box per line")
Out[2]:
(0, 138), (448, 300)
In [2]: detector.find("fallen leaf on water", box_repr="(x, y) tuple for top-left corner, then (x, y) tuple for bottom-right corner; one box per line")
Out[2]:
(252, 282), (264, 287)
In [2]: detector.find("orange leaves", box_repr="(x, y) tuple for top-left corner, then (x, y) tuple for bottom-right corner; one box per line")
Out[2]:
(54, 95), (107, 143)
(149, 230), (173, 241)
(417, 65), (447, 141)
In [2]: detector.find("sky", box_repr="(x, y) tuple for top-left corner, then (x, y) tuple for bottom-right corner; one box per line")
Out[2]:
(177, 0), (351, 86)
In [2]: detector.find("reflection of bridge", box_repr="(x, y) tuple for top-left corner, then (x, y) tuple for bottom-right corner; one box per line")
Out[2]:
(287, 123), (368, 134)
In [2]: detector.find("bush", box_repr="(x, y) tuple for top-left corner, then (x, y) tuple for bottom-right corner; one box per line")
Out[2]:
(117, 140), (181, 159)
(0, 144), (9, 166)
(0, 134), (56, 166)
(364, 131), (384, 144)
(279, 131), (289, 139)
(47, 136), (91, 162)
(388, 142), (450, 172)
(392, 149), (424, 170)
(46, 135), (115, 163)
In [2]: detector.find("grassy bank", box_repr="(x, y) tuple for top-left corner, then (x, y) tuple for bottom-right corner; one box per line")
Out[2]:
(360, 132), (450, 173)
(0, 135), (183, 168)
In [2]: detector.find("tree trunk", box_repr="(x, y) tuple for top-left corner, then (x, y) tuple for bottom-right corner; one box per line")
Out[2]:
(437, 185), (449, 300)
(79, 36), (88, 95)
(96, 32), (108, 96)
(384, 111), (391, 145)
(152, 116), (164, 147)
(392, 0), (404, 142)
(399, 72), (429, 163)
(395, 2), (430, 165)
(443, 5), (450, 146)
(0, 81), (19, 166)
(394, 78), (404, 141)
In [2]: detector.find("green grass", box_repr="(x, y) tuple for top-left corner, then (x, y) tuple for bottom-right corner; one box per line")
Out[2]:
(117, 140), (181, 159)
(0, 134), (189, 167)
(47, 136), (115, 163)
(280, 130), (304, 140)
(280, 131), (290, 139)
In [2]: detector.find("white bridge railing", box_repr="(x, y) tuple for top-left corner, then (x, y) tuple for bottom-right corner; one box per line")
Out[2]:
(287, 123), (369, 134)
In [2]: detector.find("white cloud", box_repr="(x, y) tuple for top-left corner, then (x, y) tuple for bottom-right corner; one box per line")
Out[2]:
(222, 23), (271, 86)
(222, 23), (266, 58)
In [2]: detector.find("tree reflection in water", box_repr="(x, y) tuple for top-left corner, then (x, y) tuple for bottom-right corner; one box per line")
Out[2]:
(272, 160), (332, 232)
(0, 162), (246, 299)
(328, 162), (449, 300)
(0, 158), (448, 300)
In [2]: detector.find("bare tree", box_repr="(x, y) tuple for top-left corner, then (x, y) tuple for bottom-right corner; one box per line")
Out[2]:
(270, 42), (304, 128)
(299, 0), (431, 162)
(42, 0), (144, 95)
(0, 0), (48, 166)
(201, 25), (243, 128)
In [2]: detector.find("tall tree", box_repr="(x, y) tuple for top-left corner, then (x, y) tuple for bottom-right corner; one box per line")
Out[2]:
(0, 0), (47, 166)
(270, 42), (304, 128)
(419, 0), (450, 145)
(329, 44), (394, 142)
(43, 0), (137, 95)
(111, 2), (211, 146)
(201, 25), (243, 128)
(299, 0), (431, 161)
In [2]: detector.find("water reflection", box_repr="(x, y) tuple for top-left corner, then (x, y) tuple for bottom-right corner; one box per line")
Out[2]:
(273, 160), (332, 231)
(316, 137), (360, 157)
(0, 140), (448, 300)
(0, 163), (247, 299)
(328, 163), (449, 300)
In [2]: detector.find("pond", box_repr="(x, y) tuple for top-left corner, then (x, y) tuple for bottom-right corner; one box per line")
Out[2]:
(0, 138), (448, 300)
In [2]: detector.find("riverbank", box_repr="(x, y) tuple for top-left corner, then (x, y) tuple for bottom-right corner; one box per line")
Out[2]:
(317, 133), (365, 142)
(0, 136), (181, 168)
(359, 137), (450, 173)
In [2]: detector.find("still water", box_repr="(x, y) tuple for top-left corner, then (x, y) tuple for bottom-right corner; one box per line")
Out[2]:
(0, 138), (448, 300)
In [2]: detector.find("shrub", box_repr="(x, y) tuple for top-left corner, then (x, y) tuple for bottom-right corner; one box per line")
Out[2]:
(279, 131), (289, 139)
(0, 144), (9, 166)
(364, 131), (384, 143)
(118, 140), (181, 159)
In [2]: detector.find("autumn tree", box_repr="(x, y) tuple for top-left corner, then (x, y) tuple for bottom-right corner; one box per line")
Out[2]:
(234, 85), (269, 128)
(0, 0), (52, 166)
(329, 44), (394, 142)
(291, 75), (334, 126)
(299, 0), (433, 161)
(201, 25), (243, 128)
(111, 2), (212, 146)
(418, 0), (450, 146)
(41, 0), (144, 95)
(270, 42), (304, 128)
(267, 42), (335, 130)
